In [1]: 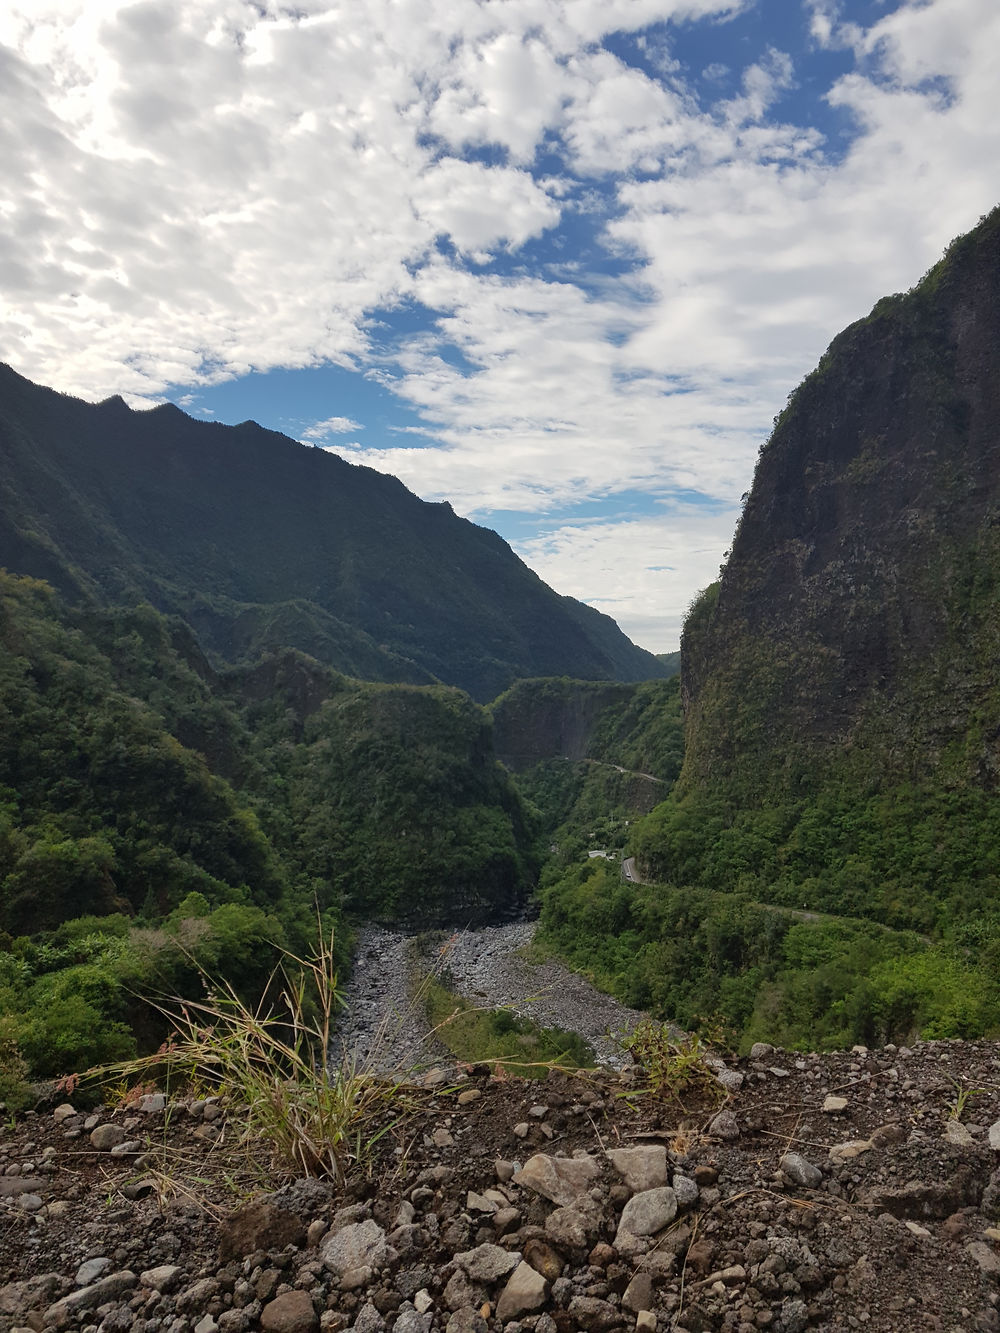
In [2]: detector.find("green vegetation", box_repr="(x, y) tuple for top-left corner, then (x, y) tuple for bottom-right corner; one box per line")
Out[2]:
(538, 859), (998, 1051)
(92, 927), (422, 1183)
(423, 973), (594, 1077)
(0, 572), (538, 1082)
(0, 362), (665, 701)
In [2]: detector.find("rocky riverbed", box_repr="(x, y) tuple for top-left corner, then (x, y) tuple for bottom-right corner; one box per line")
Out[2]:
(332, 922), (656, 1074)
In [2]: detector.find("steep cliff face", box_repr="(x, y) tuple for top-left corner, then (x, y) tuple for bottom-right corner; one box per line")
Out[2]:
(682, 206), (1000, 801)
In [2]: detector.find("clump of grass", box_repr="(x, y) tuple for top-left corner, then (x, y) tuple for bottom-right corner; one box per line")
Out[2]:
(424, 973), (594, 1077)
(620, 1021), (725, 1111)
(89, 925), (420, 1184)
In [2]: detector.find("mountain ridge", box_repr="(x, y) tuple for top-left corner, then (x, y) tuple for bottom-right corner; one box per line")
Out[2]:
(0, 363), (665, 701)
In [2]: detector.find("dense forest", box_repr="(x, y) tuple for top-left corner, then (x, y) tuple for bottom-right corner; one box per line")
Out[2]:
(0, 573), (540, 1084)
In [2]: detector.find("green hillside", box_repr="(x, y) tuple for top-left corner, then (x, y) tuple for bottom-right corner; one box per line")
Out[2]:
(538, 208), (1000, 1051)
(0, 364), (664, 702)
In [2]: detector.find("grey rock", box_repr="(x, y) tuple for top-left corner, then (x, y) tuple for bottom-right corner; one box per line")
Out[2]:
(617, 1187), (678, 1239)
(708, 1110), (740, 1140)
(89, 1124), (127, 1151)
(607, 1146), (667, 1193)
(944, 1120), (974, 1146)
(779, 1153), (823, 1188)
(989, 1120), (1000, 1151)
(445, 1310), (487, 1333)
(622, 1272), (653, 1314)
(52, 1103), (76, 1122)
(967, 1242), (1000, 1276)
(454, 1241), (521, 1282)
(138, 1093), (167, 1113)
(394, 1308), (431, 1333)
(139, 1265), (184, 1292)
(544, 1204), (596, 1252)
(75, 1258), (112, 1286)
(566, 1295), (621, 1331)
(749, 1042), (775, 1059)
(496, 1261), (549, 1322)
(0, 1176), (45, 1197)
(822, 1095), (849, 1113)
(195, 1317), (220, 1333)
(672, 1175), (699, 1210)
(353, 1302), (386, 1333)
(512, 1153), (601, 1206)
(320, 1219), (390, 1278)
(16, 1192), (44, 1212)
(44, 1271), (137, 1321)
(444, 1269), (484, 1312)
(716, 1069), (745, 1092)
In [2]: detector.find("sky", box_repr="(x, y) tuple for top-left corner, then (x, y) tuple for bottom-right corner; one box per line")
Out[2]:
(2, 1), (1000, 652)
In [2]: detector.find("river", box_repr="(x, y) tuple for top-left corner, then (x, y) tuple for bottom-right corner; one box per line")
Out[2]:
(332, 919), (655, 1074)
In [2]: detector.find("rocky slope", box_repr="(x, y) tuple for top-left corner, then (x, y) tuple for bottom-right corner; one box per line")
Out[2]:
(5, 1040), (1000, 1332)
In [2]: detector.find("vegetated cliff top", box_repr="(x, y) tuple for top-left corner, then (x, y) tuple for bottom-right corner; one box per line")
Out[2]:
(681, 204), (1000, 798)
(4, 1037), (1000, 1331)
(0, 364), (665, 701)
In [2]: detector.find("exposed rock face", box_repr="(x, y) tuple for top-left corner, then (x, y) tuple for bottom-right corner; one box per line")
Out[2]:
(681, 207), (1000, 800)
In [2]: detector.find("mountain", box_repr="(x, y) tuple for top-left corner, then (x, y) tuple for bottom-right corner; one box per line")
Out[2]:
(0, 364), (664, 701)
(539, 207), (1000, 1050)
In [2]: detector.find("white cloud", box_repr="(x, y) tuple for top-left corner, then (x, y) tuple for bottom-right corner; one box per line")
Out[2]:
(514, 505), (741, 651)
(1, 0), (999, 648)
(301, 415), (363, 439)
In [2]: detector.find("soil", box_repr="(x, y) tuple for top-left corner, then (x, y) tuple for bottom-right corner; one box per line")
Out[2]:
(3, 1037), (1000, 1332)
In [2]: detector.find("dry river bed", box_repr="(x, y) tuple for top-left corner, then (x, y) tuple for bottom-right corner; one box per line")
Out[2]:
(332, 920), (654, 1074)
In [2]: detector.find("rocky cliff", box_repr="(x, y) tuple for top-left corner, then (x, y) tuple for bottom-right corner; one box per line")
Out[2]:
(682, 206), (1000, 800)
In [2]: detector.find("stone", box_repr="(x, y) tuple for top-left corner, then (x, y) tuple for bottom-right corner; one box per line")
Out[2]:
(444, 1270), (483, 1312)
(708, 1110), (740, 1141)
(52, 1104), (76, 1122)
(457, 1089), (481, 1105)
(749, 1043), (774, 1059)
(512, 1153), (601, 1206)
(394, 1308), (431, 1333)
(496, 1261), (549, 1322)
(74, 1258), (111, 1286)
(607, 1146), (668, 1193)
(545, 1204), (595, 1252)
(446, 1309), (487, 1333)
(466, 1190), (496, 1213)
(944, 1120), (974, 1146)
(635, 1312), (656, 1332)
(523, 1238), (563, 1282)
(432, 1127), (455, 1148)
(989, 1120), (1000, 1151)
(495, 1159), (516, 1182)
(89, 1123), (126, 1151)
(822, 1095), (849, 1114)
(16, 1193), (44, 1212)
(195, 1316), (220, 1333)
(672, 1174), (699, 1209)
(622, 1272), (653, 1314)
(617, 1187), (678, 1240)
(779, 1153), (823, 1188)
(566, 1295), (621, 1332)
(828, 1140), (874, 1166)
(138, 1093), (167, 1113)
(261, 1290), (320, 1333)
(493, 1206), (521, 1236)
(414, 1291), (434, 1314)
(454, 1242), (521, 1283)
(967, 1242), (1000, 1276)
(139, 1265), (183, 1292)
(219, 1201), (307, 1260)
(0, 1176), (45, 1197)
(716, 1069), (744, 1092)
(320, 1220), (391, 1279)
(43, 1271), (137, 1322)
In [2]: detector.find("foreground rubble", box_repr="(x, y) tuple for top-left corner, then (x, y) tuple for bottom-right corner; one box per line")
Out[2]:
(4, 1039), (1000, 1332)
